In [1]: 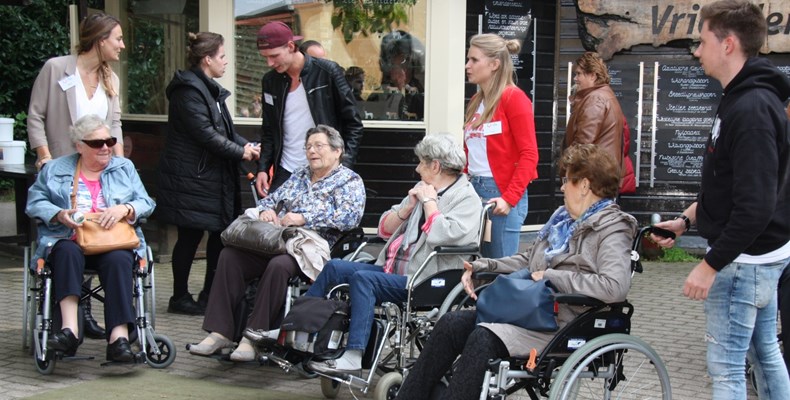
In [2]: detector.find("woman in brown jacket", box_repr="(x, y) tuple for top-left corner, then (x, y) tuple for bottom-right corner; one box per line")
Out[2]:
(564, 52), (626, 185)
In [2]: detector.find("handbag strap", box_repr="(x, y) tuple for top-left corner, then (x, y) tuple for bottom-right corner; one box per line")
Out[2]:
(70, 157), (82, 210)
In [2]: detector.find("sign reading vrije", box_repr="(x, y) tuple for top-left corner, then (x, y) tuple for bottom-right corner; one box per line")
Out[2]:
(577, 0), (790, 58)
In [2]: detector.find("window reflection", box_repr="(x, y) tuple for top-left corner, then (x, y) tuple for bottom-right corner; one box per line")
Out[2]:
(233, 0), (427, 122)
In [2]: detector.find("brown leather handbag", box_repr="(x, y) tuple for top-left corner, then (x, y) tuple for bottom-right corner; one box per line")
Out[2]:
(71, 158), (139, 255)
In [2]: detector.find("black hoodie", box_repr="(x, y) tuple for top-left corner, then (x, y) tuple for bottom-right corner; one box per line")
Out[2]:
(697, 57), (790, 270)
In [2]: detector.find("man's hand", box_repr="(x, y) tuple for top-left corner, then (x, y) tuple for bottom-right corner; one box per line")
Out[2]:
(650, 219), (685, 248)
(683, 260), (717, 300)
(255, 171), (270, 198)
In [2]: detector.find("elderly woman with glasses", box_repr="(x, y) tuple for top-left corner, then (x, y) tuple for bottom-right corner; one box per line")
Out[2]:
(26, 114), (155, 363)
(305, 134), (483, 374)
(189, 125), (365, 362)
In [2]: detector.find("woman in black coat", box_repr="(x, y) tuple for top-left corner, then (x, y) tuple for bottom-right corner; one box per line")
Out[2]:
(158, 32), (260, 315)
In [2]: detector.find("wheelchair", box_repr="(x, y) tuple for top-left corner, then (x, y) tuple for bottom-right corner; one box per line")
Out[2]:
(260, 204), (493, 399)
(22, 244), (176, 374)
(470, 226), (672, 399)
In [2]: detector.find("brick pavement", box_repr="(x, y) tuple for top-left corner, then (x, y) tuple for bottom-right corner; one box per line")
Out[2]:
(0, 248), (761, 399)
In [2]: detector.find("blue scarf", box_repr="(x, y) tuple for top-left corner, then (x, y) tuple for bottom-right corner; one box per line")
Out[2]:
(536, 198), (613, 263)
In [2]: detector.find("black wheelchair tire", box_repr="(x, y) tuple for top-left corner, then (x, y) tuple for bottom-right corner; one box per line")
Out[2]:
(145, 333), (176, 369)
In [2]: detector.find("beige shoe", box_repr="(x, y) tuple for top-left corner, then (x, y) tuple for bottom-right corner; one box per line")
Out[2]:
(188, 333), (234, 356)
(230, 338), (256, 362)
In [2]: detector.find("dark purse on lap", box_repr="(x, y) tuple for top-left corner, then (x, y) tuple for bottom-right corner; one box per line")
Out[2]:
(475, 268), (559, 332)
(220, 214), (295, 256)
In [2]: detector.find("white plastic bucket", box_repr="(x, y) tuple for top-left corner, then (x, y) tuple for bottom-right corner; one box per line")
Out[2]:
(0, 118), (13, 142)
(0, 140), (27, 165)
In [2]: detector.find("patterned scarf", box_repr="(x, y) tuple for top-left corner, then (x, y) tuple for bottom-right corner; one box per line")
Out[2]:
(536, 198), (613, 263)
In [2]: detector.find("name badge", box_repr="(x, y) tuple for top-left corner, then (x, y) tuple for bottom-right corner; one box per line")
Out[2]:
(264, 93), (274, 105)
(482, 121), (503, 136)
(58, 75), (78, 91)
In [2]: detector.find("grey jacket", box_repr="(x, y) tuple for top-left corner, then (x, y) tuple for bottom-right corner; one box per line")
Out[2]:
(471, 204), (637, 357)
(27, 55), (122, 157)
(376, 175), (483, 287)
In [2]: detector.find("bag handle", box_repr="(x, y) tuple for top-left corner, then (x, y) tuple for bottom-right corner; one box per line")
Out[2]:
(70, 157), (82, 210)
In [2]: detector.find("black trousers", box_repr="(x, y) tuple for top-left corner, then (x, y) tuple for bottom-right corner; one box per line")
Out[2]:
(395, 310), (509, 400)
(50, 240), (135, 340)
(779, 263), (790, 374)
(171, 226), (223, 298)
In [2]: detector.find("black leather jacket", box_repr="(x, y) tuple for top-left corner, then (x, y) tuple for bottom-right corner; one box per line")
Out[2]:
(258, 54), (364, 174)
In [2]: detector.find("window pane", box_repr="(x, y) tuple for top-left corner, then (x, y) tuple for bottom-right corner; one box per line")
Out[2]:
(234, 0), (427, 122)
(124, 0), (199, 115)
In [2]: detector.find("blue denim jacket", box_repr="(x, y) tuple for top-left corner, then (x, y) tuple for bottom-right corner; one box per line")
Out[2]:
(25, 153), (156, 270)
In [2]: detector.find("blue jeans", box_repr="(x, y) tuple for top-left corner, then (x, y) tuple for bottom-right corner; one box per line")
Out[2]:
(705, 258), (790, 399)
(470, 175), (528, 258)
(304, 259), (407, 351)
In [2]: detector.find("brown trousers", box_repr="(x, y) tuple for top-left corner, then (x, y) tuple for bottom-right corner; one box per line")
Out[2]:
(202, 247), (301, 340)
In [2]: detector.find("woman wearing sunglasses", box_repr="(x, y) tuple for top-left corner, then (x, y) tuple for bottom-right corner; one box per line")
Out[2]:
(26, 13), (127, 341)
(26, 114), (155, 362)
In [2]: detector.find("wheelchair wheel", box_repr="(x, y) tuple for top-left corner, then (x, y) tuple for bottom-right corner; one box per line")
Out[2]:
(437, 282), (483, 317)
(145, 333), (176, 369)
(34, 353), (55, 375)
(549, 334), (671, 400)
(373, 371), (403, 400)
(320, 377), (341, 398)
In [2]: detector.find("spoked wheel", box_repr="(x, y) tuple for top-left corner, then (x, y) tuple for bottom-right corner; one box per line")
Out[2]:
(549, 334), (671, 400)
(437, 282), (488, 317)
(373, 372), (403, 400)
(320, 376), (341, 398)
(145, 333), (176, 369)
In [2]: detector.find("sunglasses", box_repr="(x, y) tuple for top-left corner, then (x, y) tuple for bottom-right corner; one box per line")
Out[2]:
(81, 137), (118, 149)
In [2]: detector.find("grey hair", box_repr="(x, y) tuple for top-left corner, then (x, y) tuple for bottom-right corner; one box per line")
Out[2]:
(415, 134), (466, 176)
(305, 124), (345, 156)
(70, 114), (111, 143)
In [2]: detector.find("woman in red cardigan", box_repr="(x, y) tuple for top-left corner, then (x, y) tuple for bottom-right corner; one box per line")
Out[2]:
(463, 33), (538, 258)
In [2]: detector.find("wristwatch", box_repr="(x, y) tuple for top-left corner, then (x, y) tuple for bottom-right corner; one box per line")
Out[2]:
(675, 214), (691, 232)
(422, 197), (437, 205)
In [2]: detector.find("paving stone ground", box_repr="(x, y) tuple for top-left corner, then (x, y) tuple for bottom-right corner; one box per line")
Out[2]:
(0, 245), (763, 399)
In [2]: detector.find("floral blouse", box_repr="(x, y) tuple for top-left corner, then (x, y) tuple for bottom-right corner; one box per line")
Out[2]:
(257, 165), (366, 246)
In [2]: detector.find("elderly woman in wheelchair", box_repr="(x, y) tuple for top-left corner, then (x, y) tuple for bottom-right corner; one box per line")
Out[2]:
(395, 144), (638, 400)
(303, 134), (483, 374)
(25, 114), (156, 363)
(188, 125), (365, 362)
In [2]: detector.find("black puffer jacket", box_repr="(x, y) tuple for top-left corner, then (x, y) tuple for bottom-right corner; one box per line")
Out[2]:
(157, 67), (248, 232)
(258, 54), (363, 174)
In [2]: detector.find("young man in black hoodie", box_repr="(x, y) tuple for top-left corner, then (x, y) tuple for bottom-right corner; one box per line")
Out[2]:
(653, 1), (790, 397)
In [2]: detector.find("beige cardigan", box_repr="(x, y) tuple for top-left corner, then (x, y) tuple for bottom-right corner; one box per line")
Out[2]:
(27, 55), (122, 158)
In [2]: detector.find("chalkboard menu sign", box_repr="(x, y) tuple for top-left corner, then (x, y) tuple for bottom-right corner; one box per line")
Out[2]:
(483, 0), (533, 95)
(607, 63), (641, 178)
(655, 62), (722, 181)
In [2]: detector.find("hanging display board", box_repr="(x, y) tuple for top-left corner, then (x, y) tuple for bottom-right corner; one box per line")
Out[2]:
(654, 62), (721, 181)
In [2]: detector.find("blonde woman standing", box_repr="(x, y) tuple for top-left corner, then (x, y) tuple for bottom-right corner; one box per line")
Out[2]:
(463, 33), (538, 258)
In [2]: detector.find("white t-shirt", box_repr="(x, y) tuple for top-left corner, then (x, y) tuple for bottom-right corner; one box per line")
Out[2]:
(280, 82), (316, 173)
(75, 73), (109, 121)
(464, 102), (492, 177)
(730, 240), (790, 264)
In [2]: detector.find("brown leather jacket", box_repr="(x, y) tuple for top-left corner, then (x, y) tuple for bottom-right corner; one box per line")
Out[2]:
(564, 84), (625, 168)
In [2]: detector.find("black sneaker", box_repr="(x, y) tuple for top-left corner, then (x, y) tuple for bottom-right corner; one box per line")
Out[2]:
(168, 293), (205, 315)
(197, 290), (209, 309)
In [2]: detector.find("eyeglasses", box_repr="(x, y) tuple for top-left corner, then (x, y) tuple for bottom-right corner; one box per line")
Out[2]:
(81, 137), (118, 149)
(304, 143), (329, 152)
(561, 176), (581, 185)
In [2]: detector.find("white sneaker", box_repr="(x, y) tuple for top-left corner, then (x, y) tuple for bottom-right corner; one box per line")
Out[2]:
(307, 350), (362, 374)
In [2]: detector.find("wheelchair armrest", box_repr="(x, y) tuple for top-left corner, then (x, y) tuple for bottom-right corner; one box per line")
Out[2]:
(433, 245), (480, 254)
(472, 271), (504, 281)
(552, 293), (606, 307)
(365, 237), (387, 245)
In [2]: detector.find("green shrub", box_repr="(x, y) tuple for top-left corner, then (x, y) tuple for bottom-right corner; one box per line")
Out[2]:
(658, 247), (701, 262)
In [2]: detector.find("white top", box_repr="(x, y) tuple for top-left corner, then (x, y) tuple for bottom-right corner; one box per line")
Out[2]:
(730, 240), (790, 264)
(280, 82), (315, 173)
(464, 102), (492, 177)
(75, 73), (108, 121)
